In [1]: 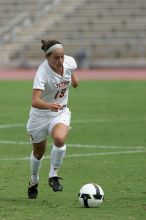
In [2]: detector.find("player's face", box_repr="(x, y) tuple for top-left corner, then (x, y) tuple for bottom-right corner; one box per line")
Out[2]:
(47, 48), (64, 71)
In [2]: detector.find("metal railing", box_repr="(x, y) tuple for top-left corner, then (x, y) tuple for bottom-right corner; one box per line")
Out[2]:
(0, 0), (63, 44)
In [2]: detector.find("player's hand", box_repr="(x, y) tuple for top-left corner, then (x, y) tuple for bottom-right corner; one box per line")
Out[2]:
(48, 103), (61, 112)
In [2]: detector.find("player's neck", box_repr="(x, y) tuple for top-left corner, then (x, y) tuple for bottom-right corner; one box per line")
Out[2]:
(50, 64), (63, 76)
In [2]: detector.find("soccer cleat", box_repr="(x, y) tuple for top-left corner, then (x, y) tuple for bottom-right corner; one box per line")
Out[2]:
(48, 176), (63, 192)
(28, 182), (38, 199)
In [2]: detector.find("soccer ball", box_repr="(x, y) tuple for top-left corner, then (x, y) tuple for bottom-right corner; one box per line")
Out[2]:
(78, 183), (104, 208)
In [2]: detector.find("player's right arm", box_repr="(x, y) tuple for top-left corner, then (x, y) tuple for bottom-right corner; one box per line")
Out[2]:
(32, 89), (61, 112)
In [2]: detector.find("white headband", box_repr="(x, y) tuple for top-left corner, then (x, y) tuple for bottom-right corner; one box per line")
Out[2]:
(45, 44), (63, 54)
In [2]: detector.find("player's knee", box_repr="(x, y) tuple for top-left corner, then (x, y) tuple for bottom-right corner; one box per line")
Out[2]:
(33, 152), (44, 160)
(33, 148), (45, 160)
(53, 135), (65, 147)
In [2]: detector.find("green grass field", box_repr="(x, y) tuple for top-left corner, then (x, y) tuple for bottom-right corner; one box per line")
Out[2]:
(0, 80), (146, 220)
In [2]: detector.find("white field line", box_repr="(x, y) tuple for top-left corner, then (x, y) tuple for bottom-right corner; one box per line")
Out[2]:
(65, 150), (146, 158)
(67, 144), (145, 150)
(0, 150), (145, 161)
(0, 123), (24, 129)
(72, 118), (146, 123)
(0, 117), (145, 129)
(0, 140), (30, 145)
(0, 139), (145, 150)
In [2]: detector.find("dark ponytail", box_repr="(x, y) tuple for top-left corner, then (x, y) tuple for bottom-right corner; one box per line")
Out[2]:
(41, 39), (62, 54)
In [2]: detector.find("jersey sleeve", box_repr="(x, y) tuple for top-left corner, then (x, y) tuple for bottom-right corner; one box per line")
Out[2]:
(33, 67), (46, 90)
(64, 55), (77, 73)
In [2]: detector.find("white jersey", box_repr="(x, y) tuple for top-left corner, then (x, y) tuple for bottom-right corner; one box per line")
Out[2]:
(29, 55), (77, 117)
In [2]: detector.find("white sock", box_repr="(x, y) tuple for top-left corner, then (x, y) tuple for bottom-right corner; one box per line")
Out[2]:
(49, 145), (66, 178)
(30, 151), (43, 184)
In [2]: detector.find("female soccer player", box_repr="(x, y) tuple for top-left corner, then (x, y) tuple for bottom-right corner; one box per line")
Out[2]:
(27, 39), (79, 199)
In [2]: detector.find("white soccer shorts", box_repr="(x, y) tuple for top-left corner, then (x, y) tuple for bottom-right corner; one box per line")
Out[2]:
(26, 108), (71, 143)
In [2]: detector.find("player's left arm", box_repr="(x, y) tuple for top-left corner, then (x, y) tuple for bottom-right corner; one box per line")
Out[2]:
(71, 72), (79, 88)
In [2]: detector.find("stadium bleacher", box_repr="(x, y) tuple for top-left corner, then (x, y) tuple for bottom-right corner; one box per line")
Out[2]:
(0, 0), (146, 68)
